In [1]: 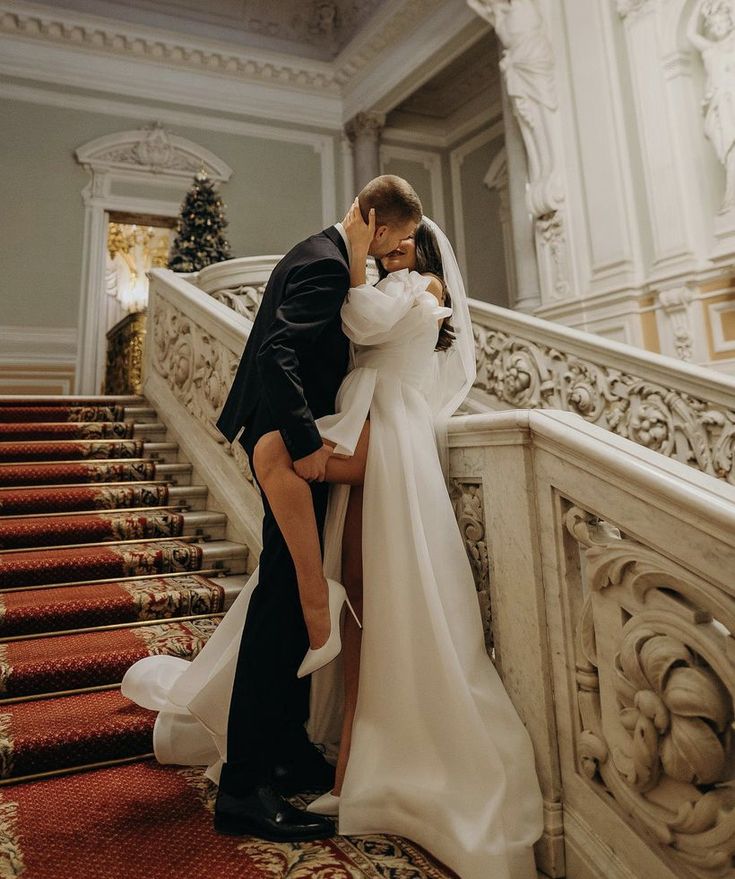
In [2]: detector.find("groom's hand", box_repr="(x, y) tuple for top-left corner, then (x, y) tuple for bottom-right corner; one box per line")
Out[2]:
(294, 444), (333, 482)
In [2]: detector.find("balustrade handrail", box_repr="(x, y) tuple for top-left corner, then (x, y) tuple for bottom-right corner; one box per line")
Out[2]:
(469, 298), (735, 408)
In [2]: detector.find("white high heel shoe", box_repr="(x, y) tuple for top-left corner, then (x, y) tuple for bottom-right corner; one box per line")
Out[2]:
(297, 578), (362, 678)
(306, 790), (340, 816)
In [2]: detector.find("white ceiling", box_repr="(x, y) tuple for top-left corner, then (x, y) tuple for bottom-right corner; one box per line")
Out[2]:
(43, 0), (391, 61)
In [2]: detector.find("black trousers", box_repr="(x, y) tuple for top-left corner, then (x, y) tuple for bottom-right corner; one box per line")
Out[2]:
(218, 408), (330, 795)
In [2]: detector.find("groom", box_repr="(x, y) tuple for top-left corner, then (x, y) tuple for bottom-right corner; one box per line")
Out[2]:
(214, 175), (423, 840)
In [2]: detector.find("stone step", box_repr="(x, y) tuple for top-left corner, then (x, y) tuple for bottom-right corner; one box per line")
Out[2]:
(122, 406), (158, 422)
(0, 616), (222, 699)
(0, 572), (229, 637)
(130, 422), (168, 441)
(141, 442), (180, 465)
(0, 509), (227, 551)
(0, 688), (155, 782)
(154, 463), (192, 486)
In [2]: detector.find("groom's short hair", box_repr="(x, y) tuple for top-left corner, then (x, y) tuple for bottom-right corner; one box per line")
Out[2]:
(358, 175), (423, 227)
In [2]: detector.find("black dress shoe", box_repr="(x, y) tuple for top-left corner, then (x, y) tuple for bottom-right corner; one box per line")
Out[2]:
(214, 784), (335, 841)
(271, 745), (336, 795)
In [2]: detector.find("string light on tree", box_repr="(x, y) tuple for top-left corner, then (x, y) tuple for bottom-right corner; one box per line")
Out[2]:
(168, 167), (232, 272)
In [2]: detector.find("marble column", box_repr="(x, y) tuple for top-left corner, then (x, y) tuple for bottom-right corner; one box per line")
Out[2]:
(345, 111), (385, 191)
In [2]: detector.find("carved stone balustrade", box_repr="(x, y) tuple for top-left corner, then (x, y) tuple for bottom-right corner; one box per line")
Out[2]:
(447, 408), (735, 879)
(194, 256), (279, 322)
(468, 299), (735, 485)
(142, 267), (262, 555)
(187, 260), (735, 486)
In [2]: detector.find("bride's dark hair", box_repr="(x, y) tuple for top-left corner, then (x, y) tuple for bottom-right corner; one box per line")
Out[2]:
(376, 219), (456, 352)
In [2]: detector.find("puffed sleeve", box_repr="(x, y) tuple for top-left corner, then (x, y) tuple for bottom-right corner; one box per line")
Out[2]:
(341, 268), (451, 345)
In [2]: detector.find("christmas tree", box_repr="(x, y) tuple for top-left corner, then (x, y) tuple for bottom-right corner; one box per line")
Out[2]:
(168, 168), (232, 272)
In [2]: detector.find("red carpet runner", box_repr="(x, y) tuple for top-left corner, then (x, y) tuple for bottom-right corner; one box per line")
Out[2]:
(0, 508), (184, 549)
(0, 481), (170, 515)
(0, 459), (157, 486)
(0, 574), (224, 636)
(0, 761), (457, 878)
(0, 394), (456, 878)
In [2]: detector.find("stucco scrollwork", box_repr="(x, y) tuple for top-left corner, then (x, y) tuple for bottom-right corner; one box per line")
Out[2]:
(449, 480), (493, 653)
(565, 504), (735, 877)
(473, 323), (735, 483)
(150, 297), (228, 435)
(149, 295), (253, 483)
(209, 284), (267, 322)
(467, 0), (570, 301)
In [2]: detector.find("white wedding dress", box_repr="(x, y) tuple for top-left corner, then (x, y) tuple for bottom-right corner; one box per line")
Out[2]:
(122, 267), (544, 879)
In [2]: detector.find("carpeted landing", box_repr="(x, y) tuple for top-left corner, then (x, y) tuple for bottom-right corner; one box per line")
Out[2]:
(0, 760), (457, 879)
(0, 395), (456, 878)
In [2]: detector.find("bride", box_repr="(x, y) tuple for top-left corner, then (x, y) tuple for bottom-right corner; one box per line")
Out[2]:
(122, 204), (544, 879)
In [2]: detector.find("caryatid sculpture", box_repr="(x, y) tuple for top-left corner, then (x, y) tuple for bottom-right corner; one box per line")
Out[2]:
(688, 0), (735, 212)
(468, 0), (570, 299)
(467, 0), (563, 217)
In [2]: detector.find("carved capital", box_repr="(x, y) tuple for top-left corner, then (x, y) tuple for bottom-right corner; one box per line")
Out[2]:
(345, 111), (386, 144)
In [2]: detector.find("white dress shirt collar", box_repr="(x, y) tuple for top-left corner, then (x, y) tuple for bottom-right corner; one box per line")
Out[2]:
(333, 222), (351, 262)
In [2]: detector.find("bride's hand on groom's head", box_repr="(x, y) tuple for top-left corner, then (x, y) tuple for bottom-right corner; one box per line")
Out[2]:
(344, 197), (375, 256)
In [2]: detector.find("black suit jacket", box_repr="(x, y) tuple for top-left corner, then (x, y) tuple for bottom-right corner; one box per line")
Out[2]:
(215, 226), (351, 462)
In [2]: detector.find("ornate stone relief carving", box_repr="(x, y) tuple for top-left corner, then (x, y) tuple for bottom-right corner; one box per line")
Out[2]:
(209, 284), (267, 323)
(658, 286), (695, 362)
(473, 322), (735, 483)
(206, 279), (735, 485)
(149, 294), (253, 483)
(687, 0), (735, 212)
(565, 504), (735, 877)
(75, 122), (232, 183)
(466, 0), (571, 302)
(449, 480), (494, 653)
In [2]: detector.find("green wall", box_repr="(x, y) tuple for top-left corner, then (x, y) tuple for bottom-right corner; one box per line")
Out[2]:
(381, 156), (435, 217)
(0, 93), (333, 328)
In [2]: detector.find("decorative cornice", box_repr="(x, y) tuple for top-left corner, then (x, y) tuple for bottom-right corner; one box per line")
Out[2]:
(345, 111), (386, 142)
(0, 3), (340, 95)
(0, 0), (451, 100)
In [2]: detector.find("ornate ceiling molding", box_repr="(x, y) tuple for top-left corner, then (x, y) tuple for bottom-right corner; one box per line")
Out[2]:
(332, 0), (445, 87)
(1, 0), (451, 102)
(0, 3), (340, 95)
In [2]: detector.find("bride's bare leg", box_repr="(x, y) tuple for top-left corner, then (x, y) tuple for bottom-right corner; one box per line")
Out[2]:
(333, 483), (363, 795)
(252, 423), (369, 650)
